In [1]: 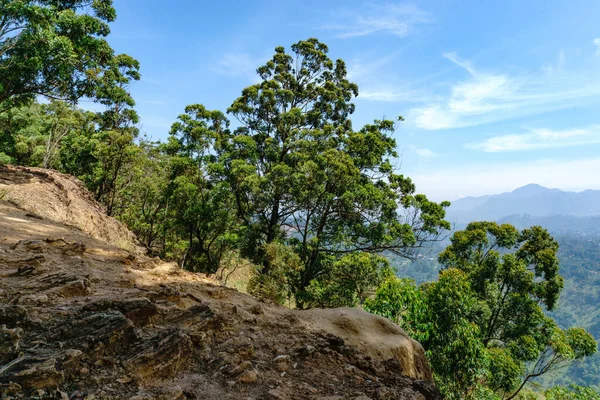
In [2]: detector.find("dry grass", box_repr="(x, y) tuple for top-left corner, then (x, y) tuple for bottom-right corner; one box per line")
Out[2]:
(215, 251), (257, 294)
(0, 187), (10, 201)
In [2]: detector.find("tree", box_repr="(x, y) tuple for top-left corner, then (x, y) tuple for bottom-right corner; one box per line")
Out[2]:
(366, 222), (597, 399)
(544, 384), (600, 400)
(215, 38), (449, 307)
(0, 99), (94, 167)
(116, 138), (171, 251)
(0, 100), (45, 164)
(441, 222), (596, 398)
(306, 252), (390, 308)
(86, 53), (140, 215)
(0, 0), (137, 111)
(164, 105), (240, 274)
(366, 270), (489, 400)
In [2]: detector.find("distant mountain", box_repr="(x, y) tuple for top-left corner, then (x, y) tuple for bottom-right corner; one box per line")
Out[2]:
(446, 184), (600, 223)
(498, 214), (600, 237)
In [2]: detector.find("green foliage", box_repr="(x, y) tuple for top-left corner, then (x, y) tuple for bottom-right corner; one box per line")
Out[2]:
(367, 270), (488, 399)
(247, 242), (302, 304)
(364, 274), (424, 328)
(0, 0), (137, 111)
(116, 139), (171, 250)
(544, 384), (600, 400)
(0, 100), (91, 168)
(367, 222), (598, 399)
(153, 106), (240, 273)
(0, 152), (11, 165)
(421, 268), (489, 399)
(305, 253), (389, 308)
(191, 38), (449, 307)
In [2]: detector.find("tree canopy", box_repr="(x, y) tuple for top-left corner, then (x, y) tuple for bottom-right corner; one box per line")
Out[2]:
(0, 0), (139, 111)
(167, 38), (451, 307)
(366, 222), (597, 399)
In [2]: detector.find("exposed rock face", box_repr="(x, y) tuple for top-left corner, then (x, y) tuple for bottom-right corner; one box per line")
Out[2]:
(0, 165), (141, 252)
(0, 167), (442, 400)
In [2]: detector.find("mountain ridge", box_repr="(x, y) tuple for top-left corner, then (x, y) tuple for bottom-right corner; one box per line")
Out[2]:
(447, 184), (600, 223)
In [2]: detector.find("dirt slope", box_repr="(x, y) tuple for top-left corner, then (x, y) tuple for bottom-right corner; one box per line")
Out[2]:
(0, 167), (441, 400)
(0, 165), (142, 253)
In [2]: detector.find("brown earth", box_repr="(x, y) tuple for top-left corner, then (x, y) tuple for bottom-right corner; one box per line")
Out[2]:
(0, 165), (142, 253)
(0, 166), (442, 400)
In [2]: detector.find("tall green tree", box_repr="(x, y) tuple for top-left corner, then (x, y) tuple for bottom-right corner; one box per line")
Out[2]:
(366, 270), (489, 400)
(211, 38), (450, 306)
(438, 222), (563, 347)
(439, 222), (595, 399)
(116, 138), (171, 251)
(0, 0), (136, 111)
(0, 99), (94, 167)
(367, 222), (597, 399)
(164, 105), (240, 273)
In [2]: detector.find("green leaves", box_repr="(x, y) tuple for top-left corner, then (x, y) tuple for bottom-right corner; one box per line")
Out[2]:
(0, 0), (138, 111)
(545, 384), (600, 400)
(565, 328), (597, 359)
(368, 222), (598, 399)
(305, 253), (389, 308)
(211, 39), (451, 306)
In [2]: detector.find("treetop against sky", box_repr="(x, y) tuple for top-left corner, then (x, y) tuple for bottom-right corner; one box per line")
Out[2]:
(97, 0), (600, 200)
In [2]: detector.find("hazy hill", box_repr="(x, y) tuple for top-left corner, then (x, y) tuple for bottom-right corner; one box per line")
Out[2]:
(447, 184), (600, 223)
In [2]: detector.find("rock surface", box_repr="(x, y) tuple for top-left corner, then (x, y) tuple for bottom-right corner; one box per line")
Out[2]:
(0, 166), (442, 400)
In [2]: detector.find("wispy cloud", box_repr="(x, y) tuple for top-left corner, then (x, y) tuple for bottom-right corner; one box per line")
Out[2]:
(347, 55), (395, 81)
(467, 125), (600, 152)
(323, 3), (432, 39)
(442, 52), (476, 76)
(409, 145), (436, 157)
(349, 54), (438, 102)
(358, 88), (431, 102)
(594, 38), (600, 56)
(211, 53), (262, 79)
(411, 158), (600, 202)
(408, 52), (600, 130)
(541, 49), (566, 75)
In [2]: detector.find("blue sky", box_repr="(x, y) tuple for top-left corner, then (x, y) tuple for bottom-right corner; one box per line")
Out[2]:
(104, 0), (600, 201)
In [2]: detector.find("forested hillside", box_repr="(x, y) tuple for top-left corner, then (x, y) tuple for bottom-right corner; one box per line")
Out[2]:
(393, 231), (600, 390)
(1, 1), (599, 399)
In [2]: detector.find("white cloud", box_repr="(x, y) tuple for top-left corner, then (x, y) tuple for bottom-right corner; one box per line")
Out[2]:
(323, 3), (432, 39)
(410, 158), (600, 202)
(347, 55), (395, 81)
(211, 53), (261, 79)
(541, 49), (565, 75)
(409, 145), (436, 157)
(442, 52), (477, 76)
(594, 38), (600, 56)
(468, 125), (600, 152)
(412, 106), (458, 129)
(358, 90), (403, 101)
(408, 52), (600, 130)
(358, 88), (431, 102)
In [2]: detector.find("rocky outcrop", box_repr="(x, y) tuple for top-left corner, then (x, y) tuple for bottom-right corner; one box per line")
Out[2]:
(0, 168), (442, 400)
(0, 165), (141, 252)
